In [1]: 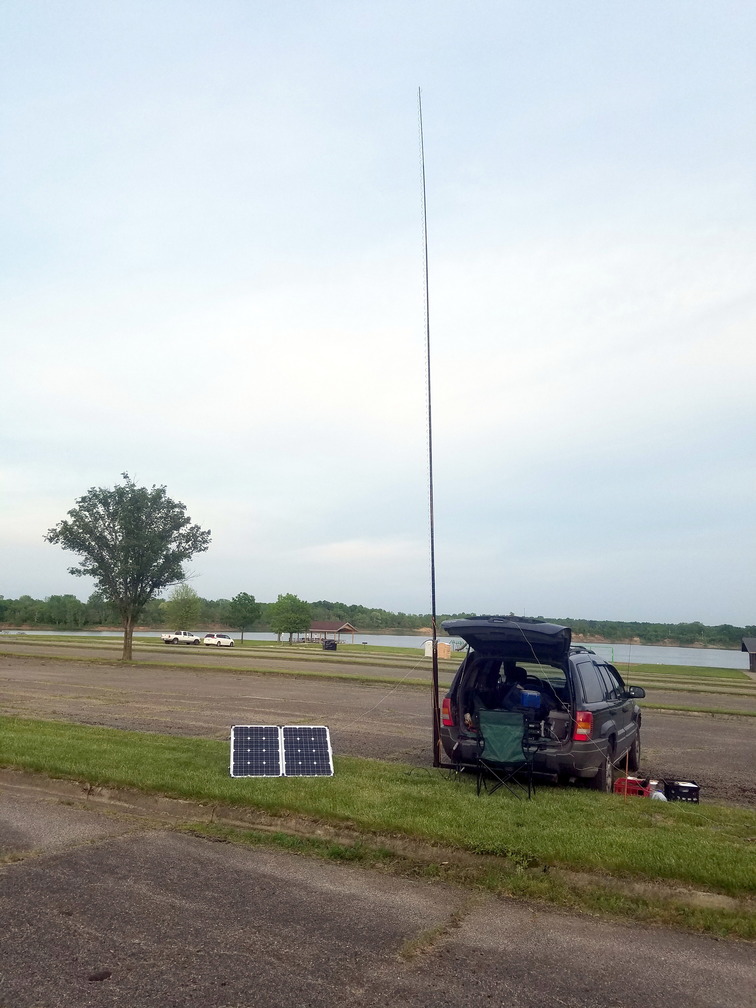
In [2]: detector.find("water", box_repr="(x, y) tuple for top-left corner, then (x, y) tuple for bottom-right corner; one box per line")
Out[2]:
(0, 629), (749, 669)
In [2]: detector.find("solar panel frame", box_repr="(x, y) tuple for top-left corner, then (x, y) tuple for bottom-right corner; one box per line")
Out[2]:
(230, 725), (283, 777)
(281, 725), (334, 777)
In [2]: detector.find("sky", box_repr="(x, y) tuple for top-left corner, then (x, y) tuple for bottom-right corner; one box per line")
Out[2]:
(2, 2), (755, 625)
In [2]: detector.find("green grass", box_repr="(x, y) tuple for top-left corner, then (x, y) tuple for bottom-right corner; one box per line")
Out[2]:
(177, 822), (755, 941)
(0, 648), (435, 687)
(1, 715), (754, 902)
(619, 663), (750, 681)
(640, 703), (756, 717)
(637, 684), (756, 698)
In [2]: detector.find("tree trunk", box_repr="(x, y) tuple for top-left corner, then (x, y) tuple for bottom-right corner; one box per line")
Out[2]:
(122, 615), (135, 661)
(240, 627), (244, 643)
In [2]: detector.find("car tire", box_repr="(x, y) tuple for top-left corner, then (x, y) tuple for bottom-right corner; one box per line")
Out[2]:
(192, 639), (200, 645)
(591, 746), (615, 793)
(217, 640), (222, 647)
(229, 642), (234, 647)
(626, 731), (641, 773)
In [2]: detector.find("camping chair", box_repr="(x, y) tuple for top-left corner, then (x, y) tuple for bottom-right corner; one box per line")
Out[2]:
(475, 709), (538, 800)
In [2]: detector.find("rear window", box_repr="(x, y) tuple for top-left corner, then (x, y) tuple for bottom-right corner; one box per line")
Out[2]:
(463, 659), (567, 691)
(519, 662), (567, 690)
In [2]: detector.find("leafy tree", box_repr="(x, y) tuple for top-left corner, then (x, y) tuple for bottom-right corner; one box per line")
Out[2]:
(86, 591), (118, 626)
(44, 594), (88, 628)
(226, 592), (261, 642)
(267, 593), (312, 643)
(140, 597), (166, 626)
(164, 583), (201, 630)
(45, 474), (210, 660)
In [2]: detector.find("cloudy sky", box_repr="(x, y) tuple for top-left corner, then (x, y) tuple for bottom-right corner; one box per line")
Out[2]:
(2, 2), (754, 625)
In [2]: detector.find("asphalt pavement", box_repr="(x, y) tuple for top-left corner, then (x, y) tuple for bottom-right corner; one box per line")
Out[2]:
(1, 785), (754, 1008)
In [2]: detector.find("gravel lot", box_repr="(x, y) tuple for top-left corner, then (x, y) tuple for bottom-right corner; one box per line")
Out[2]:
(1, 650), (754, 806)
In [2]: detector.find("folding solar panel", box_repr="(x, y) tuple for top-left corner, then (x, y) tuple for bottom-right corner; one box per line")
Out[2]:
(230, 725), (282, 777)
(229, 725), (333, 777)
(282, 725), (333, 777)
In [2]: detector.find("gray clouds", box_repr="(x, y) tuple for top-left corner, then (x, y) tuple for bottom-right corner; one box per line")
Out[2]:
(1, 2), (754, 623)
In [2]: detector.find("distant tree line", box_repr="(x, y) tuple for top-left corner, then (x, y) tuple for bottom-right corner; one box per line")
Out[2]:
(552, 616), (756, 649)
(0, 593), (752, 648)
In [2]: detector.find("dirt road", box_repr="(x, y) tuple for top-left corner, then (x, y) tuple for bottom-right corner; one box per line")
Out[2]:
(1, 653), (754, 806)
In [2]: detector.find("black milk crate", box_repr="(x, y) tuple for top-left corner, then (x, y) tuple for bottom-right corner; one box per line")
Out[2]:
(663, 780), (700, 803)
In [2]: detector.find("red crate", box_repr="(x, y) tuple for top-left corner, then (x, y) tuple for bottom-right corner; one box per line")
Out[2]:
(613, 777), (652, 798)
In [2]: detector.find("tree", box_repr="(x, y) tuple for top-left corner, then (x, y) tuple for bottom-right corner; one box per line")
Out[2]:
(164, 583), (201, 630)
(267, 593), (312, 643)
(45, 474), (211, 660)
(226, 592), (261, 642)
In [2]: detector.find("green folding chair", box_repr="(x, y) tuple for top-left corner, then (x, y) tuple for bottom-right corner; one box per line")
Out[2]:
(476, 709), (536, 799)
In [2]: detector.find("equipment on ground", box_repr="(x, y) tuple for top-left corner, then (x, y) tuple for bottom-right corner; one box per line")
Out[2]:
(230, 725), (333, 778)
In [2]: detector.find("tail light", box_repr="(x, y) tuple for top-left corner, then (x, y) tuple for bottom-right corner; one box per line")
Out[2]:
(572, 711), (593, 741)
(441, 697), (455, 727)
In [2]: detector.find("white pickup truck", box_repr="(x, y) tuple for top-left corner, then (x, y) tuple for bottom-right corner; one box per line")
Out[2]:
(161, 631), (202, 645)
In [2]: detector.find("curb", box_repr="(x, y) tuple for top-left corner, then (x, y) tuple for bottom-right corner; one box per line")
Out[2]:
(0, 767), (750, 918)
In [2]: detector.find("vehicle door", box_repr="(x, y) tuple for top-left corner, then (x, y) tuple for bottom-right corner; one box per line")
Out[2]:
(594, 662), (634, 754)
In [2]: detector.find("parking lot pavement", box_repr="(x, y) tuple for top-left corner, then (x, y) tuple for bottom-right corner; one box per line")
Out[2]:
(1, 788), (754, 1008)
(0, 786), (140, 856)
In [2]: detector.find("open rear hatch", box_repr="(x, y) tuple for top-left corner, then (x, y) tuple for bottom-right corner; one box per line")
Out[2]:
(442, 616), (571, 665)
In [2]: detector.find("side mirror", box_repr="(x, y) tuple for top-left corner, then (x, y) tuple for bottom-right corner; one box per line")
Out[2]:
(626, 686), (646, 699)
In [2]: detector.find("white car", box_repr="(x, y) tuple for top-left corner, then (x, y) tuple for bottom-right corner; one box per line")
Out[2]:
(204, 633), (235, 647)
(162, 631), (202, 645)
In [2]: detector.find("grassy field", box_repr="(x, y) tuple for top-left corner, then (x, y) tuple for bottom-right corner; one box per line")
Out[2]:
(1, 715), (754, 939)
(2, 638), (754, 718)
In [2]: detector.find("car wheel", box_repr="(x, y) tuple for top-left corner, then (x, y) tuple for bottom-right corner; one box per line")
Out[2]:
(626, 731), (641, 773)
(217, 640), (223, 647)
(591, 746), (615, 792)
(229, 642), (234, 647)
(172, 639), (179, 645)
(192, 639), (200, 645)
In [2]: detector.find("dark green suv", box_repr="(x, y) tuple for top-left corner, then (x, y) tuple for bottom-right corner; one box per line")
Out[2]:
(440, 617), (645, 790)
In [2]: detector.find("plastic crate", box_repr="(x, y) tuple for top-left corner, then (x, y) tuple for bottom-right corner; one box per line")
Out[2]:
(663, 780), (700, 803)
(613, 777), (652, 798)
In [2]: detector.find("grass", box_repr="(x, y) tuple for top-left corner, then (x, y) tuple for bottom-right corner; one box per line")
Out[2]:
(0, 648), (435, 688)
(1, 715), (754, 903)
(177, 822), (755, 941)
(636, 684), (756, 698)
(640, 703), (756, 717)
(618, 663), (750, 681)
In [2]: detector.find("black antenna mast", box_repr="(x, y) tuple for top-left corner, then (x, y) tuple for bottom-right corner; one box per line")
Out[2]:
(418, 88), (441, 767)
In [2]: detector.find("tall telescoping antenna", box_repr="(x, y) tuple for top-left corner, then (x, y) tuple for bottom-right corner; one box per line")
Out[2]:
(418, 88), (441, 767)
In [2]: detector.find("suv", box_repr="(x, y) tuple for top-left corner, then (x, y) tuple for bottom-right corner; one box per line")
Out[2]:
(440, 617), (645, 790)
